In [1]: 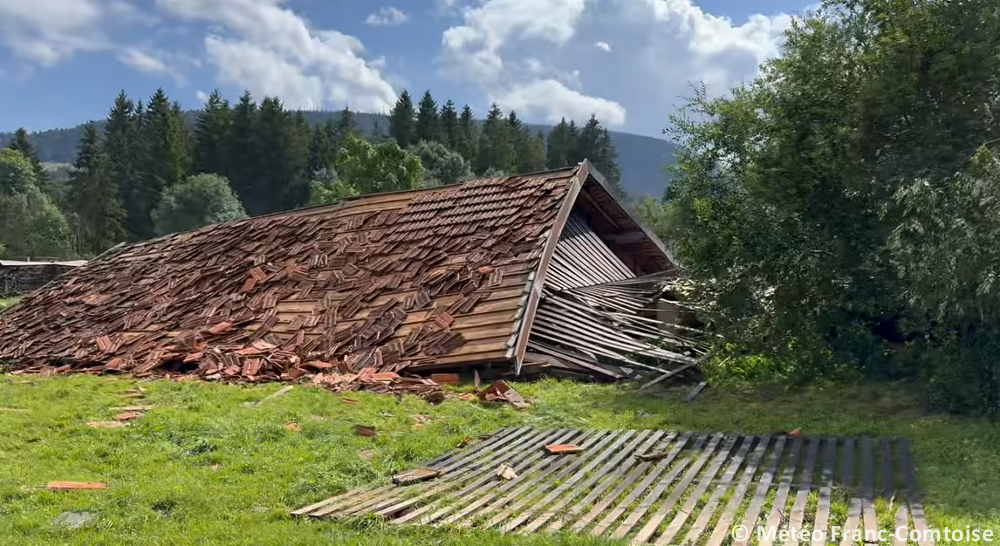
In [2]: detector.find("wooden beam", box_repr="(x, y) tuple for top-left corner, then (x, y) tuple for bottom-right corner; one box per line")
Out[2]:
(511, 163), (589, 375)
(605, 231), (648, 245)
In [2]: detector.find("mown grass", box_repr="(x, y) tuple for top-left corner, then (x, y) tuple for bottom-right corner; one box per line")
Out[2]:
(0, 376), (997, 545)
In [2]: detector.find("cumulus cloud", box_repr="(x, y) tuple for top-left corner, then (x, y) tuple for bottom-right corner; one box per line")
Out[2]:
(492, 79), (626, 125)
(439, 0), (794, 134)
(117, 47), (189, 84)
(154, 0), (398, 112)
(366, 7), (409, 26)
(0, 0), (108, 65)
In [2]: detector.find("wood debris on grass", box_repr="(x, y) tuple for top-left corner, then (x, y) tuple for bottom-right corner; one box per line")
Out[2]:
(495, 463), (518, 480)
(355, 425), (377, 437)
(47, 481), (107, 491)
(86, 421), (127, 429)
(478, 380), (529, 409)
(284, 422), (301, 432)
(244, 385), (293, 407)
(545, 443), (582, 454)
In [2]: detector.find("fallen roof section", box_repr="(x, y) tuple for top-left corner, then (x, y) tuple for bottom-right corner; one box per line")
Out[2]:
(0, 167), (580, 381)
(0, 161), (701, 388)
(294, 427), (928, 546)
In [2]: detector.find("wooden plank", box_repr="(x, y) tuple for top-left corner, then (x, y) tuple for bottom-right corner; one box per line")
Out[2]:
(705, 435), (787, 546)
(881, 436), (894, 498)
(589, 433), (697, 536)
(685, 381), (708, 402)
(546, 431), (670, 532)
(503, 430), (642, 533)
(894, 502), (911, 546)
(634, 434), (737, 545)
(757, 436), (805, 546)
(810, 438), (839, 546)
(383, 428), (579, 522)
(512, 168), (586, 373)
(467, 430), (611, 527)
(332, 427), (557, 519)
(683, 435), (769, 546)
(736, 435), (800, 546)
(571, 433), (690, 533)
(409, 428), (585, 525)
(638, 360), (701, 390)
(900, 438), (936, 546)
(839, 437), (862, 546)
(786, 436), (821, 546)
(617, 434), (723, 540)
(861, 437), (879, 542)
(656, 435), (753, 546)
(487, 430), (626, 530)
(292, 427), (521, 517)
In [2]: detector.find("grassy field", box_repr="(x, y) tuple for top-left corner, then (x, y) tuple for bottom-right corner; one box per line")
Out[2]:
(0, 375), (997, 545)
(0, 297), (19, 311)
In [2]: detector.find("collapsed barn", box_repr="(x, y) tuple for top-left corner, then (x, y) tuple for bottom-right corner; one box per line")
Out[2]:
(0, 162), (704, 386)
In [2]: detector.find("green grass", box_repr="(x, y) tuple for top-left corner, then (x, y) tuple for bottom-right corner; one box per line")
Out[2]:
(0, 297), (20, 311)
(0, 376), (997, 545)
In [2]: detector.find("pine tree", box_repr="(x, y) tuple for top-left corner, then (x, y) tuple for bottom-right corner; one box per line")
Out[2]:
(67, 123), (126, 255)
(546, 118), (579, 168)
(455, 104), (480, 165)
(194, 90), (232, 176)
(577, 115), (624, 197)
(334, 106), (357, 143)
(440, 100), (459, 150)
(134, 88), (192, 239)
(226, 91), (259, 210)
(248, 97), (310, 215)
(415, 90), (440, 144)
(6, 127), (49, 195)
(105, 90), (146, 241)
(476, 103), (515, 174)
(388, 90), (416, 147)
(308, 124), (335, 175)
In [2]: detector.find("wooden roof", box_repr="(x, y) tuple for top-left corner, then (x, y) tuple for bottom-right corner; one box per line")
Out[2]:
(0, 161), (675, 380)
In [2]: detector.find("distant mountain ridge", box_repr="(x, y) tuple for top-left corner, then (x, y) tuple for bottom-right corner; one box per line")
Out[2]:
(0, 111), (677, 198)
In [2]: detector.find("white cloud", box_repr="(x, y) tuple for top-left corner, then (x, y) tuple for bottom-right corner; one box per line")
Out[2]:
(118, 47), (189, 84)
(195, 90), (210, 103)
(366, 7), (409, 26)
(154, 0), (398, 112)
(439, 0), (794, 134)
(492, 79), (626, 125)
(0, 0), (107, 65)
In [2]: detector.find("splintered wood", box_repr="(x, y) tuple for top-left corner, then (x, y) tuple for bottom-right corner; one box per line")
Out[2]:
(0, 171), (577, 393)
(294, 429), (931, 545)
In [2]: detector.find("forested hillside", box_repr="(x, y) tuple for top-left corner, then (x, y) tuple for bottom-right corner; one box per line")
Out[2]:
(0, 87), (652, 264)
(0, 109), (678, 198)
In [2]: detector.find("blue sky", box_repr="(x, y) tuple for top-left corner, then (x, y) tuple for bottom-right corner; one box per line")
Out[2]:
(0, 0), (809, 137)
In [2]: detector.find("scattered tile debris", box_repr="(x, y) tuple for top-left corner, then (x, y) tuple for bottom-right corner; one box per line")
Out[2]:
(48, 481), (107, 491)
(284, 422), (301, 432)
(545, 443), (583, 454)
(479, 380), (529, 409)
(110, 405), (153, 411)
(113, 412), (143, 421)
(0, 163), (706, 395)
(430, 373), (460, 385)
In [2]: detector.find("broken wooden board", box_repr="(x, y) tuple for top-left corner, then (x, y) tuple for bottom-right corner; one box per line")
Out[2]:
(48, 481), (108, 491)
(294, 428), (930, 545)
(545, 443), (583, 454)
(392, 468), (441, 485)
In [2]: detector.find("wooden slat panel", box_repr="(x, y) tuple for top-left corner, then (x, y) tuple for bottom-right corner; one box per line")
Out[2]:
(295, 429), (930, 546)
